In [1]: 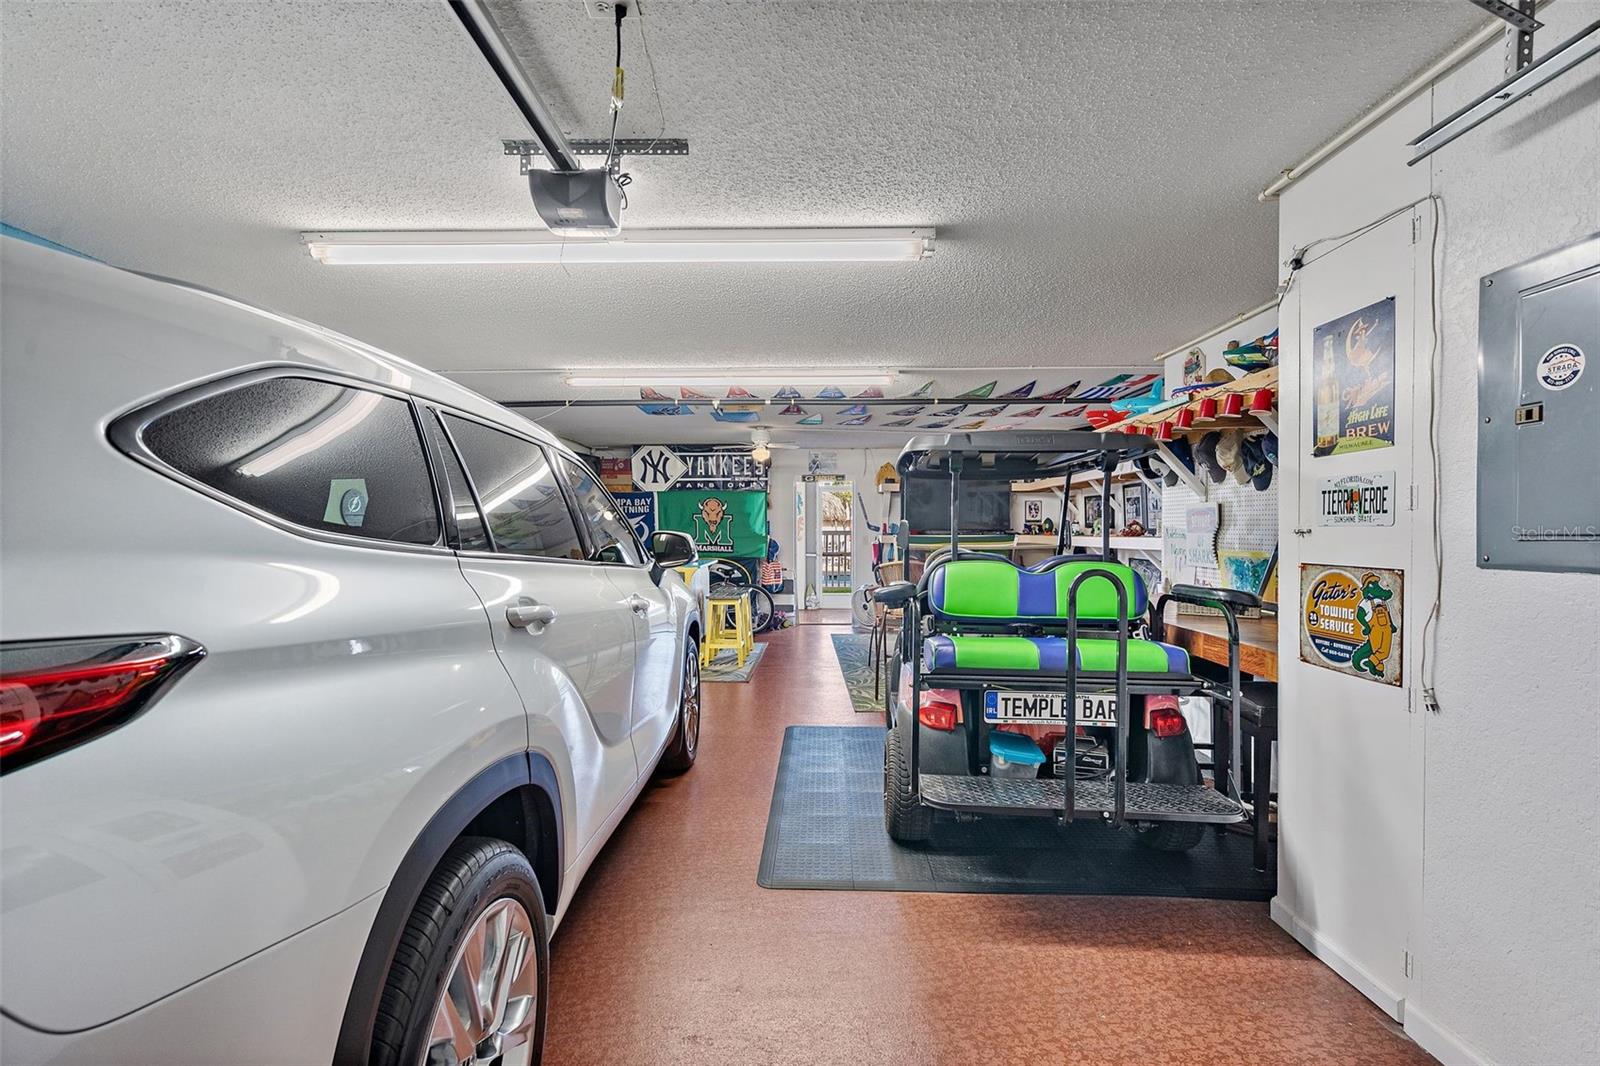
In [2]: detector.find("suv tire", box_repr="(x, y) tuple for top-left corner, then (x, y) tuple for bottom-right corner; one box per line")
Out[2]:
(370, 838), (549, 1066)
(658, 641), (701, 775)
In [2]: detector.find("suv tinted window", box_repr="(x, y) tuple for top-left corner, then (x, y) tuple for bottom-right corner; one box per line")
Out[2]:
(558, 457), (643, 565)
(442, 416), (585, 560)
(143, 376), (439, 545)
(422, 411), (489, 551)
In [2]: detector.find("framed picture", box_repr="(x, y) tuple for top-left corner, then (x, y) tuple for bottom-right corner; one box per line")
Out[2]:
(1123, 484), (1146, 528)
(1083, 494), (1103, 533)
(1146, 487), (1162, 532)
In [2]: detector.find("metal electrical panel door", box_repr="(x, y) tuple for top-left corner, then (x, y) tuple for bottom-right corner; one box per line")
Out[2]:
(1478, 232), (1600, 574)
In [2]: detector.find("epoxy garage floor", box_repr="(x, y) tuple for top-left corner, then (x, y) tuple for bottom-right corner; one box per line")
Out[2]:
(543, 625), (1427, 1065)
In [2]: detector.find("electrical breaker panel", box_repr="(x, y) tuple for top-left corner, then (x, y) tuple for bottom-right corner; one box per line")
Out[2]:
(1477, 232), (1599, 573)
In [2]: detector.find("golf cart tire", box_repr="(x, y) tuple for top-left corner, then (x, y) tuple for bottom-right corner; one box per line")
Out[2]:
(1134, 820), (1205, 852)
(884, 718), (934, 843)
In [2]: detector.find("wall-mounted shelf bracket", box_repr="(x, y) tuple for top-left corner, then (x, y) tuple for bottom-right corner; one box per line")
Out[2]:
(1467, 0), (1541, 71)
(1409, 16), (1600, 165)
(1155, 440), (1209, 501)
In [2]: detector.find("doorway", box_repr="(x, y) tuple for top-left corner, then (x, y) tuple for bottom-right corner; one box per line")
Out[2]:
(796, 476), (855, 620)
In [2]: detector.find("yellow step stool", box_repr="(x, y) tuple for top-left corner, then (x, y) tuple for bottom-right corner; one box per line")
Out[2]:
(702, 592), (754, 668)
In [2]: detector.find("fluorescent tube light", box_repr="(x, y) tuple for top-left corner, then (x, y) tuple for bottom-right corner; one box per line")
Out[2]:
(302, 228), (935, 265)
(563, 371), (898, 389)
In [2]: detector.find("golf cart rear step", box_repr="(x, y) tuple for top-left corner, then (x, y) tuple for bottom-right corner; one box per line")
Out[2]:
(919, 774), (1244, 824)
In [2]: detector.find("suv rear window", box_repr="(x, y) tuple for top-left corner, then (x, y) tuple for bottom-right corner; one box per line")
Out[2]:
(141, 376), (440, 546)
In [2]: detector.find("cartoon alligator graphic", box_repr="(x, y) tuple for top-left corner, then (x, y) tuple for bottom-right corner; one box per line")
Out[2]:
(1350, 571), (1397, 679)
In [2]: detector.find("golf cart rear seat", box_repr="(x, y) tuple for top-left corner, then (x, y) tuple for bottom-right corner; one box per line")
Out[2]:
(902, 555), (1245, 824)
(919, 558), (1199, 690)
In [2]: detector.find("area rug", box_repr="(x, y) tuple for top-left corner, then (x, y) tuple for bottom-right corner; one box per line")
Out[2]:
(829, 632), (882, 713)
(703, 642), (768, 683)
(757, 725), (1274, 900)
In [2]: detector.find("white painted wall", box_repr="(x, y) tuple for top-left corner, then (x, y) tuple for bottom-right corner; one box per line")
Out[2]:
(1160, 307), (1279, 393)
(1275, 7), (1600, 1063)
(767, 447), (902, 609)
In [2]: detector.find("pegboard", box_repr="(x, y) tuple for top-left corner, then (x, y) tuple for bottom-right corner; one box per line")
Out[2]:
(1161, 476), (1279, 593)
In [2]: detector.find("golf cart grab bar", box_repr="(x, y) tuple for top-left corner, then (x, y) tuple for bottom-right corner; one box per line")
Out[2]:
(872, 582), (917, 609)
(1153, 584), (1262, 803)
(1065, 567), (1131, 827)
(906, 590), (923, 800)
(1164, 584), (1261, 612)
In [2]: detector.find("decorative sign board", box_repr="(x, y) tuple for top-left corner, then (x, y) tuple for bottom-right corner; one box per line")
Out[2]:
(1299, 563), (1404, 686)
(630, 446), (768, 492)
(1186, 504), (1220, 569)
(1312, 296), (1397, 457)
(600, 458), (634, 494)
(806, 451), (841, 475)
(1317, 470), (1397, 527)
(614, 492), (656, 542)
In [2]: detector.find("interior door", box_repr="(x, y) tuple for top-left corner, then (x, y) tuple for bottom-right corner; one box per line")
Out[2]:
(555, 455), (679, 772)
(1280, 208), (1427, 1016)
(818, 481), (855, 606)
(440, 414), (639, 849)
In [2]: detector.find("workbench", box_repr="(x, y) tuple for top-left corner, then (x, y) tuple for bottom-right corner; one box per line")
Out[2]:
(1162, 604), (1278, 682)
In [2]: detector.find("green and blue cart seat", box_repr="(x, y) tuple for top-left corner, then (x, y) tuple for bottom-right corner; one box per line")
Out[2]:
(921, 558), (1191, 675)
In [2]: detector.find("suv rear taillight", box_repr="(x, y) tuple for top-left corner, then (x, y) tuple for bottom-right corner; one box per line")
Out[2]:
(918, 689), (962, 732)
(0, 635), (204, 773)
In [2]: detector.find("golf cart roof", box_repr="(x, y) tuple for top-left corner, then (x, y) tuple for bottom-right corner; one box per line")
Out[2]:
(896, 431), (1156, 481)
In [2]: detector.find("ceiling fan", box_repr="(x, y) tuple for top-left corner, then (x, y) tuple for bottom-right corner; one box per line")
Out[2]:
(749, 428), (798, 463)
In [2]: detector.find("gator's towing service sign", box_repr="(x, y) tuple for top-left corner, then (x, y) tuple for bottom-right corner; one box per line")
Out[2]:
(1300, 563), (1404, 686)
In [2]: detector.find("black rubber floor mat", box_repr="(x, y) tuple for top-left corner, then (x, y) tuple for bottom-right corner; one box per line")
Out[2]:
(757, 725), (1275, 900)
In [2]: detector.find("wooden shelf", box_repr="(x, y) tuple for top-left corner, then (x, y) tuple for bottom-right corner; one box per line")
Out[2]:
(1112, 365), (1279, 439)
(1071, 535), (1163, 552)
(1013, 466), (1144, 495)
(1012, 477), (1066, 493)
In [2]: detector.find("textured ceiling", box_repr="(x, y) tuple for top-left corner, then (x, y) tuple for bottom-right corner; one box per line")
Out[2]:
(1, 1), (1486, 447)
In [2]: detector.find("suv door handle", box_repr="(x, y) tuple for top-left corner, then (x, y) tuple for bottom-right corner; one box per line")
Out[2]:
(506, 602), (557, 629)
(628, 595), (650, 615)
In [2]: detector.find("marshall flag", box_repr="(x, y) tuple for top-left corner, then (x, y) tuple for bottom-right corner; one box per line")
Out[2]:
(657, 490), (767, 557)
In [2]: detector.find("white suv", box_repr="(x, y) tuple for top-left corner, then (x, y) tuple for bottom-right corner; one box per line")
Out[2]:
(0, 236), (702, 1065)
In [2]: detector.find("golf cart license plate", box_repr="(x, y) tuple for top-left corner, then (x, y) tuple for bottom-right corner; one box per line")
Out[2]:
(984, 691), (1117, 725)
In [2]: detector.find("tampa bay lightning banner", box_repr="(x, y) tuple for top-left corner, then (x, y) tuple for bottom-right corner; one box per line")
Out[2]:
(614, 492), (656, 542)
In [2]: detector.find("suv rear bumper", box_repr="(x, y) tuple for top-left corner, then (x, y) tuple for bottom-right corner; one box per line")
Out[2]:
(1, 892), (380, 1065)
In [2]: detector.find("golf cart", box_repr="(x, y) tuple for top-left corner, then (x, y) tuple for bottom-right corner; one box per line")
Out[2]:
(874, 432), (1256, 851)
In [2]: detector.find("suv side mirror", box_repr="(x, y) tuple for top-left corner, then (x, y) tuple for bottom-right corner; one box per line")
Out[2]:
(649, 530), (698, 568)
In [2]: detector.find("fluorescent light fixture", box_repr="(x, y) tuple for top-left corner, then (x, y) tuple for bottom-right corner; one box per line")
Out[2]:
(562, 371), (897, 389)
(302, 228), (935, 265)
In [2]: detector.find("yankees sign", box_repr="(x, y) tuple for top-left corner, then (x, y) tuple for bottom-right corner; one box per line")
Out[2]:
(630, 445), (768, 492)
(630, 446), (689, 491)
